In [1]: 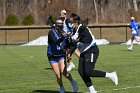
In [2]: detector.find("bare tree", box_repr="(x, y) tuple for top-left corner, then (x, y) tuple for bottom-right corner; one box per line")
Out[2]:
(34, 0), (38, 24)
(133, 0), (138, 11)
(93, 0), (98, 23)
(77, 0), (80, 14)
(1, 0), (140, 25)
(3, 0), (6, 25)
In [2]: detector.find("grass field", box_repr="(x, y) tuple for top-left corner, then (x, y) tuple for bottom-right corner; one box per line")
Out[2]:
(0, 45), (140, 93)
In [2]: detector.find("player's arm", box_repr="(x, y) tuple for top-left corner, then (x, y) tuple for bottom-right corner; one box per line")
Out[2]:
(67, 40), (77, 56)
(48, 30), (64, 44)
(138, 23), (140, 29)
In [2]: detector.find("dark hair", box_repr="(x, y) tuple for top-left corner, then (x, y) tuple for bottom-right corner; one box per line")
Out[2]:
(70, 13), (80, 24)
(70, 13), (77, 18)
(47, 15), (57, 27)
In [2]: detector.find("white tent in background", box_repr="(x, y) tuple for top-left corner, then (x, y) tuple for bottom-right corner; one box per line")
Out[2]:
(21, 36), (109, 46)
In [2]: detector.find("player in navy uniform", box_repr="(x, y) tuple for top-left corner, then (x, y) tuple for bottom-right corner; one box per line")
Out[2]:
(47, 18), (78, 93)
(67, 14), (118, 93)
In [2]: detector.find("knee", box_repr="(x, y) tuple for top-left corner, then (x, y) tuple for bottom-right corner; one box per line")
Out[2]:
(84, 70), (91, 77)
(56, 76), (62, 82)
(63, 72), (70, 77)
(62, 70), (70, 78)
(78, 69), (91, 77)
(57, 78), (62, 84)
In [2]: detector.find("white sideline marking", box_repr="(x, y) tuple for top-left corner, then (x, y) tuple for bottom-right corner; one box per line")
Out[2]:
(85, 85), (140, 93)
(97, 85), (140, 92)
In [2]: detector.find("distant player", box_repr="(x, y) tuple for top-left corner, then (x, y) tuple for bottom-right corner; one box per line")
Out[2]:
(60, 10), (76, 71)
(128, 17), (140, 51)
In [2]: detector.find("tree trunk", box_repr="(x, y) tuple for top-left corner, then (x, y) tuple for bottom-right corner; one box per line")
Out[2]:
(127, 0), (131, 9)
(3, 0), (6, 25)
(77, 0), (80, 14)
(93, 0), (98, 23)
(34, 0), (38, 24)
(133, 0), (138, 11)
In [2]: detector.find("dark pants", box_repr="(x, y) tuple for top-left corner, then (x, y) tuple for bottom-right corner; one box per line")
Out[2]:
(78, 45), (106, 87)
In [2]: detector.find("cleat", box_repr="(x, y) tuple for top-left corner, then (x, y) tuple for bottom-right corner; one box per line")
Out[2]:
(109, 71), (118, 85)
(89, 91), (97, 93)
(67, 64), (75, 72)
(127, 47), (132, 51)
(88, 86), (97, 93)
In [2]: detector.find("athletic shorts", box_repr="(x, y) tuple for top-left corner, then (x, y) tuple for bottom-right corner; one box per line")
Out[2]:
(132, 30), (138, 36)
(79, 45), (99, 68)
(47, 53), (65, 64)
(78, 45), (99, 77)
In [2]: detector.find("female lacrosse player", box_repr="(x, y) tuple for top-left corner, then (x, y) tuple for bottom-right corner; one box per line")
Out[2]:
(127, 17), (140, 51)
(67, 14), (118, 93)
(47, 18), (78, 93)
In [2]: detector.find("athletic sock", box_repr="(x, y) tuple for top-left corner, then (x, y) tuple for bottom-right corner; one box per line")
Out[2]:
(69, 61), (74, 66)
(105, 72), (118, 85)
(105, 72), (111, 78)
(60, 86), (65, 93)
(88, 85), (97, 93)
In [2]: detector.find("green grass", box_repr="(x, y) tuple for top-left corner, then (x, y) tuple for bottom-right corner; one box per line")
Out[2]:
(0, 45), (140, 93)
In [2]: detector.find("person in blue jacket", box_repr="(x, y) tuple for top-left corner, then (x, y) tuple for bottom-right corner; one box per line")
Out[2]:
(47, 18), (78, 93)
(128, 17), (140, 51)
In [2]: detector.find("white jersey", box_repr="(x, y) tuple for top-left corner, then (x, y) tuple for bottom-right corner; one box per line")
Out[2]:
(72, 24), (96, 53)
(63, 18), (73, 34)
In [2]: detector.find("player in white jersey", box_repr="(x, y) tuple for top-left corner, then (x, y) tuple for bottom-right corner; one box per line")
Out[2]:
(60, 10), (79, 71)
(67, 14), (118, 93)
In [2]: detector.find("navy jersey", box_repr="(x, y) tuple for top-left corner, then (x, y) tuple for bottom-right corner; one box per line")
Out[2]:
(47, 29), (66, 56)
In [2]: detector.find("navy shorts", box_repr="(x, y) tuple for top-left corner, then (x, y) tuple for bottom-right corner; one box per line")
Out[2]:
(47, 53), (65, 64)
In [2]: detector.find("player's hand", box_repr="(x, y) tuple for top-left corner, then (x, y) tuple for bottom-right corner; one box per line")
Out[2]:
(62, 33), (67, 37)
(67, 54), (72, 60)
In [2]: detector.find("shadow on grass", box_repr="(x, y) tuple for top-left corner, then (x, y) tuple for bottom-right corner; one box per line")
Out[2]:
(45, 68), (52, 70)
(121, 49), (131, 52)
(33, 90), (82, 93)
(44, 68), (78, 71)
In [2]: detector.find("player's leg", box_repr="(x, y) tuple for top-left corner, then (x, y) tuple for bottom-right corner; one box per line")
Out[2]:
(59, 57), (78, 92)
(128, 36), (134, 50)
(78, 53), (97, 93)
(67, 49), (80, 72)
(48, 54), (64, 93)
(66, 49), (75, 72)
(128, 35), (140, 51)
(79, 46), (118, 93)
(50, 61), (64, 93)
(85, 46), (118, 86)
(134, 36), (140, 42)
